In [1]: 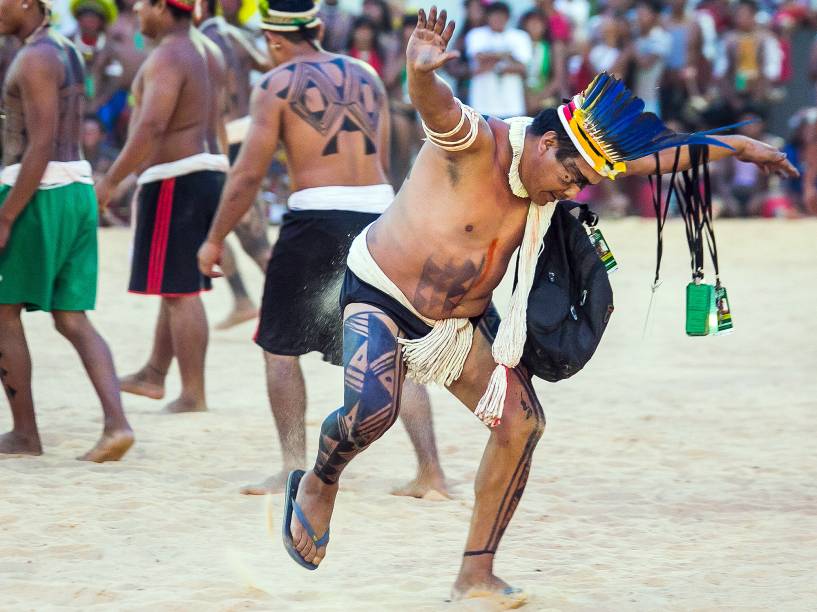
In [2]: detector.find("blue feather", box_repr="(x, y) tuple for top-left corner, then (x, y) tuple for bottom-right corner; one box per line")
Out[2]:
(569, 72), (741, 165)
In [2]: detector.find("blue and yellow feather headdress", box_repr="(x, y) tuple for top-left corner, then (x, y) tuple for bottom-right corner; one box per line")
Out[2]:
(558, 73), (735, 180)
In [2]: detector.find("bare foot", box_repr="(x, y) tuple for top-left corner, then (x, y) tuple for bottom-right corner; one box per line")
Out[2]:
(215, 305), (257, 330)
(240, 470), (291, 495)
(290, 471), (338, 566)
(391, 471), (450, 500)
(120, 367), (165, 400)
(163, 397), (207, 413)
(0, 430), (43, 456)
(452, 574), (529, 609)
(78, 429), (135, 462)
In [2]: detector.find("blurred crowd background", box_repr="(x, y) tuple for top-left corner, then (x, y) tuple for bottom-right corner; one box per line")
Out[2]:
(3, 0), (817, 222)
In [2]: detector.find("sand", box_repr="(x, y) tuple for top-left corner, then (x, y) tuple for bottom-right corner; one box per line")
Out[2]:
(1, 218), (816, 611)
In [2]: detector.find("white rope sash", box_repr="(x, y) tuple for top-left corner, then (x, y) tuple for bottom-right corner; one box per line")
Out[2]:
(474, 118), (556, 426)
(346, 117), (555, 428)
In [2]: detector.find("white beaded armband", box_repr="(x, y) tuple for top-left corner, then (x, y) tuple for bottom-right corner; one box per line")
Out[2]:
(421, 99), (480, 152)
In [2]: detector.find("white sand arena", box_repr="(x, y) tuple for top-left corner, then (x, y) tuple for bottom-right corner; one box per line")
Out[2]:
(1, 218), (815, 611)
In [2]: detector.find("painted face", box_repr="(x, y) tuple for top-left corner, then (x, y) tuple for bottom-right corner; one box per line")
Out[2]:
(520, 133), (602, 204)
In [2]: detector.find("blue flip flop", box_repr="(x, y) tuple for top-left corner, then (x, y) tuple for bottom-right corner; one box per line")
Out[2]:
(282, 469), (330, 571)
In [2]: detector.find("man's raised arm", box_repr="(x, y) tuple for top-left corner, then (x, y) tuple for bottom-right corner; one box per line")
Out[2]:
(197, 77), (282, 277)
(406, 6), (490, 153)
(626, 134), (799, 179)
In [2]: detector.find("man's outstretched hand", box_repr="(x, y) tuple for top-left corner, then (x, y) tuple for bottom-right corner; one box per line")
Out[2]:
(406, 6), (459, 74)
(736, 137), (799, 178)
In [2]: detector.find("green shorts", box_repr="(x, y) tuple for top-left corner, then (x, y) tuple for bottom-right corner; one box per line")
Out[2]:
(0, 181), (98, 312)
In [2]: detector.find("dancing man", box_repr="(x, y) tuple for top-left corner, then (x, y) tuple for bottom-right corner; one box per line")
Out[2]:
(96, 0), (227, 413)
(0, 0), (133, 460)
(198, 0), (447, 497)
(277, 7), (798, 607)
(195, 0), (274, 329)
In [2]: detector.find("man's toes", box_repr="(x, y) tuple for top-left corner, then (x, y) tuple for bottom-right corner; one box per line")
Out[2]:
(301, 540), (317, 562)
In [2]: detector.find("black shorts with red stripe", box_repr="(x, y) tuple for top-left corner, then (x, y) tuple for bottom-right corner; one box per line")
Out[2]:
(129, 170), (225, 296)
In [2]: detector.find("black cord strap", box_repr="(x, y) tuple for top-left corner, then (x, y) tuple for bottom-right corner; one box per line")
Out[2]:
(648, 148), (682, 286)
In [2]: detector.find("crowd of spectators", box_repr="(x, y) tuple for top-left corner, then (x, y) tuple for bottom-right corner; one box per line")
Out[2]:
(2, 0), (817, 219)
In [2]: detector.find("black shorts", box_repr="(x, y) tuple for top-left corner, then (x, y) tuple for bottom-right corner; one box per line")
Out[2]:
(255, 209), (379, 365)
(340, 269), (501, 343)
(129, 170), (224, 296)
(228, 143), (241, 165)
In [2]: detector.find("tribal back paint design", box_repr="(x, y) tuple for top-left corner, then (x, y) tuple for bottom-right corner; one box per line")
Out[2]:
(267, 58), (384, 157)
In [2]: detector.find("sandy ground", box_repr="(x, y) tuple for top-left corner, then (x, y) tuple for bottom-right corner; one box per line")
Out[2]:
(1, 218), (816, 611)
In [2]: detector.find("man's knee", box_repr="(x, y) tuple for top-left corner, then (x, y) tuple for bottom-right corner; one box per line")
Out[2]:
(52, 311), (90, 340)
(163, 295), (200, 312)
(0, 304), (23, 324)
(494, 382), (546, 446)
(263, 351), (300, 376)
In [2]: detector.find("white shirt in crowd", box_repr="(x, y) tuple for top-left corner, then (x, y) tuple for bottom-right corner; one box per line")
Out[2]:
(465, 25), (533, 118)
(634, 25), (672, 116)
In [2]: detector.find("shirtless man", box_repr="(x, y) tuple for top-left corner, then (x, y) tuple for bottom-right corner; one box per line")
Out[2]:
(0, 0), (133, 461)
(195, 0), (273, 330)
(96, 0), (227, 413)
(275, 8), (798, 605)
(198, 0), (447, 497)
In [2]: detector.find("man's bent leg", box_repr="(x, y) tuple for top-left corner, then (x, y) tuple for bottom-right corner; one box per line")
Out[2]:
(446, 326), (546, 604)
(290, 303), (406, 566)
(240, 352), (307, 495)
(233, 200), (271, 273)
(164, 295), (208, 412)
(121, 299), (173, 399)
(0, 304), (41, 455)
(392, 380), (449, 499)
(52, 311), (134, 461)
(215, 242), (257, 331)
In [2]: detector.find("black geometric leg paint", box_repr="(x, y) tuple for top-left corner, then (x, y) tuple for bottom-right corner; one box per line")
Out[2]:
(313, 310), (404, 485)
(465, 368), (545, 556)
(234, 200), (271, 263)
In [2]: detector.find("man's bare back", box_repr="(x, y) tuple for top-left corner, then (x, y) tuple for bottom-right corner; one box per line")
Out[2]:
(129, 30), (219, 168)
(200, 17), (266, 121)
(2, 29), (84, 166)
(256, 53), (389, 191)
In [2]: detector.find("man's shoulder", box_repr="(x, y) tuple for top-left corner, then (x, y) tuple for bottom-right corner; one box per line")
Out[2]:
(343, 55), (385, 87)
(12, 34), (67, 75)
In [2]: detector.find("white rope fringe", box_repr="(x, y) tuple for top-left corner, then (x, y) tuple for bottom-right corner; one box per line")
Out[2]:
(400, 318), (473, 386)
(474, 118), (557, 427)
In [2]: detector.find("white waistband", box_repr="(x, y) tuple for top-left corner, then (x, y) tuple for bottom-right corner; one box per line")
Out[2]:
(137, 153), (229, 185)
(288, 184), (395, 214)
(1, 160), (93, 189)
(226, 116), (251, 145)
